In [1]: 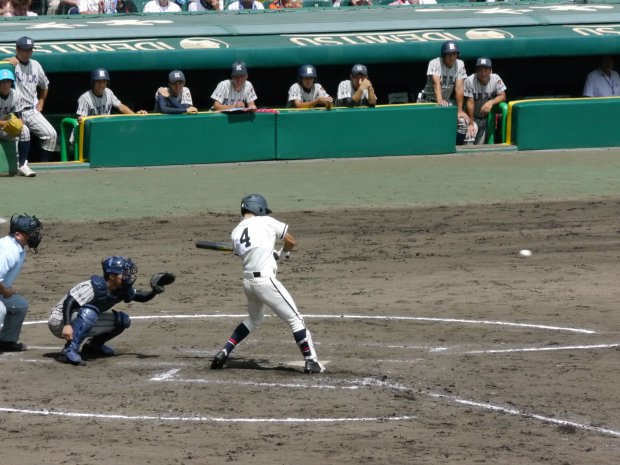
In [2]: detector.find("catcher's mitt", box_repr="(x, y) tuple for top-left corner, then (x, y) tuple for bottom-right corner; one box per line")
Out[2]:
(150, 272), (176, 294)
(3, 114), (23, 138)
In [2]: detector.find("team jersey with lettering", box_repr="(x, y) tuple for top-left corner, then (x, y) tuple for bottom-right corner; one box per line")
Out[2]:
(13, 58), (49, 111)
(0, 89), (18, 118)
(418, 57), (467, 102)
(287, 82), (330, 103)
(336, 80), (370, 106)
(154, 86), (193, 112)
(231, 216), (287, 273)
(76, 88), (122, 117)
(211, 80), (257, 107)
(463, 73), (507, 118)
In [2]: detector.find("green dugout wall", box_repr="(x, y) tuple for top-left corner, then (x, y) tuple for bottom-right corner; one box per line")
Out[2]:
(82, 105), (457, 167)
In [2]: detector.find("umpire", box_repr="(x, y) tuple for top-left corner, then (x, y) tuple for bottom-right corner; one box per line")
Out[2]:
(0, 214), (43, 352)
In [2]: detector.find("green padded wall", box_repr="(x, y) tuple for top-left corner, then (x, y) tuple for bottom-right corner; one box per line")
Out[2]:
(0, 140), (17, 176)
(85, 112), (277, 168)
(276, 105), (456, 159)
(512, 98), (620, 151)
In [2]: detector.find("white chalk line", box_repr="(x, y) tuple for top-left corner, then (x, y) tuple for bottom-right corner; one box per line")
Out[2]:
(23, 313), (598, 334)
(147, 371), (620, 438)
(0, 406), (414, 424)
(368, 378), (620, 439)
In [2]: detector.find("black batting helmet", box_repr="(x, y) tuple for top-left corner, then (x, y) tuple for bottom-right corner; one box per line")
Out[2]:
(240, 194), (272, 216)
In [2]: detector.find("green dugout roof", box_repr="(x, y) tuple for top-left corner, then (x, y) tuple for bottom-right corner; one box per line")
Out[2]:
(1, 2), (620, 71)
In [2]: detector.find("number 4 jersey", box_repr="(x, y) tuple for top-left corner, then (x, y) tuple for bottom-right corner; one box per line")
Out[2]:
(231, 216), (288, 273)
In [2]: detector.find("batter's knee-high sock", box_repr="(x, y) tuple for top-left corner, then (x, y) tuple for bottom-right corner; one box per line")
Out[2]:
(18, 141), (30, 167)
(293, 328), (318, 360)
(223, 322), (251, 354)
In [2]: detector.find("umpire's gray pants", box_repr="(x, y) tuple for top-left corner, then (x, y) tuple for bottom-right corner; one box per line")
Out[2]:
(0, 293), (29, 343)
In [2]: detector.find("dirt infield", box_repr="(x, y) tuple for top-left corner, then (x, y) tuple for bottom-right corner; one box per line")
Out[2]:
(2, 197), (620, 464)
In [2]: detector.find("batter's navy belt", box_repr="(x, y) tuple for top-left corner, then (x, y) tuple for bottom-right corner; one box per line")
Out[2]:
(244, 270), (275, 279)
(21, 107), (33, 111)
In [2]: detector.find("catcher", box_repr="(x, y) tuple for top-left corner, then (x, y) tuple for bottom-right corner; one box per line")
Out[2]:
(47, 256), (175, 365)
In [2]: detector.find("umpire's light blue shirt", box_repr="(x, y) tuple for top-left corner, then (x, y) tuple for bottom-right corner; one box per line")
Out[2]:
(0, 235), (25, 287)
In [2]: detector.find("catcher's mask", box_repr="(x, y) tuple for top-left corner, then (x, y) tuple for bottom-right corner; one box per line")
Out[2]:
(10, 214), (43, 253)
(241, 194), (272, 216)
(102, 256), (137, 288)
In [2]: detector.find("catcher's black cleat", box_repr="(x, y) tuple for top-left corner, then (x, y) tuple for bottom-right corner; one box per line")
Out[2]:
(304, 359), (326, 374)
(211, 349), (228, 370)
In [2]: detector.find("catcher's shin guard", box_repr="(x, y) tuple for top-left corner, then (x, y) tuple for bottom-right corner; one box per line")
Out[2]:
(62, 307), (99, 364)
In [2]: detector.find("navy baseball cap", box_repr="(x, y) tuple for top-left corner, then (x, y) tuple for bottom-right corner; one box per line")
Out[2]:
(168, 70), (186, 83)
(231, 61), (248, 77)
(475, 57), (492, 68)
(351, 64), (368, 76)
(16, 36), (34, 50)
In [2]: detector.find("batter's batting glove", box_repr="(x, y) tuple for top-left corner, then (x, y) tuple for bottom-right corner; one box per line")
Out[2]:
(274, 248), (290, 262)
(150, 272), (176, 294)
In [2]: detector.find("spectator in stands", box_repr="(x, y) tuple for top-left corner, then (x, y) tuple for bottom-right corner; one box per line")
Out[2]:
(417, 40), (469, 145)
(287, 65), (333, 109)
(211, 61), (258, 111)
(143, 0), (181, 11)
(582, 55), (620, 97)
(389, 0), (436, 4)
(0, 0), (14, 15)
(188, 0), (221, 10)
(463, 57), (507, 145)
(335, 64), (377, 107)
(154, 70), (198, 114)
(349, 0), (372, 5)
(5, 0), (37, 15)
(269, 0), (300, 8)
(227, 0), (263, 9)
(115, 0), (138, 11)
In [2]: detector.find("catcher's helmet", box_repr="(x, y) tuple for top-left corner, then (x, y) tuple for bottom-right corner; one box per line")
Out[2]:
(10, 214), (43, 252)
(90, 68), (110, 84)
(441, 41), (460, 56)
(241, 194), (272, 216)
(298, 64), (317, 79)
(102, 256), (138, 287)
(0, 68), (15, 82)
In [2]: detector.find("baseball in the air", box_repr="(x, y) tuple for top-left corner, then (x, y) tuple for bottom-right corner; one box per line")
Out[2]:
(518, 249), (532, 257)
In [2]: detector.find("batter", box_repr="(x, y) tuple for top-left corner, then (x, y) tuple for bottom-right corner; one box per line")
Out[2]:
(211, 193), (326, 374)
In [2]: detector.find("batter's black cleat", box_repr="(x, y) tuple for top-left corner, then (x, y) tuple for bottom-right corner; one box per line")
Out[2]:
(211, 349), (228, 370)
(304, 359), (326, 374)
(0, 341), (27, 352)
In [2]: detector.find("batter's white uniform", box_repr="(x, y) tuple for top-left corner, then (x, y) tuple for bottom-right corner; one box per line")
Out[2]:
(287, 82), (330, 106)
(463, 73), (507, 144)
(417, 57), (467, 103)
(211, 80), (257, 109)
(13, 58), (57, 152)
(231, 215), (305, 333)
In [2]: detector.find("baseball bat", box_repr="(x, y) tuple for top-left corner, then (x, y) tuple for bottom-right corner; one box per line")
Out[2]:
(195, 240), (234, 252)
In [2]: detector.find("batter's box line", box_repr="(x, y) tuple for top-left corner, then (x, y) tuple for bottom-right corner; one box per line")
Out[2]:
(371, 378), (620, 439)
(23, 314), (599, 334)
(151, 371), (620, 438)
